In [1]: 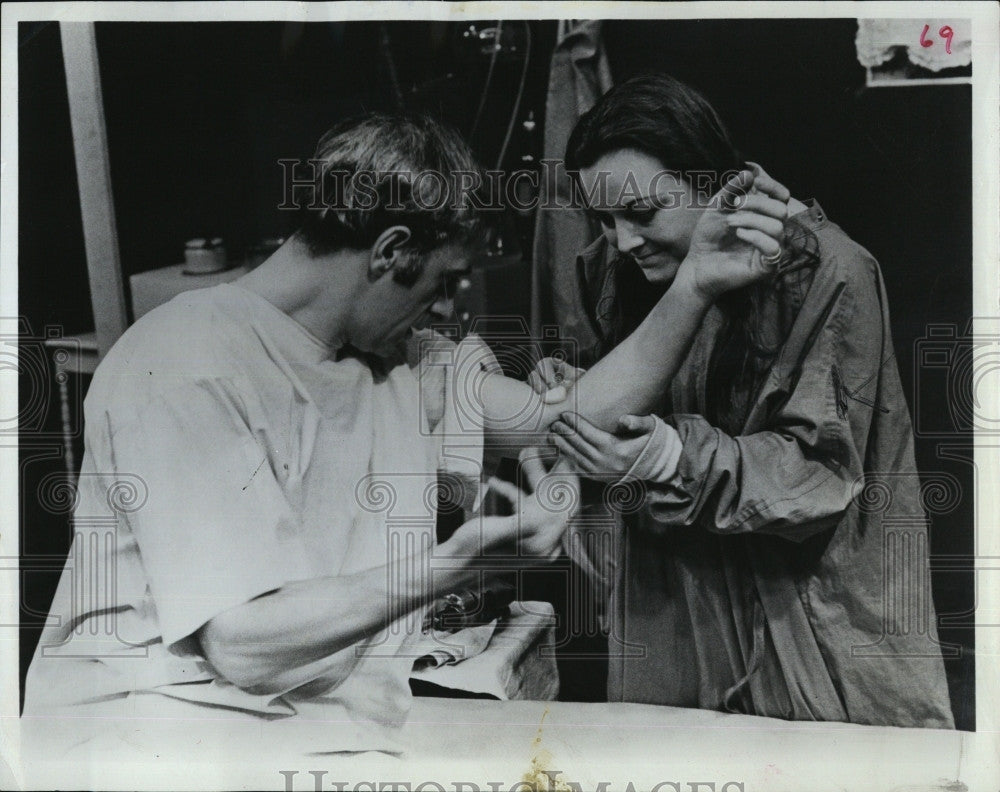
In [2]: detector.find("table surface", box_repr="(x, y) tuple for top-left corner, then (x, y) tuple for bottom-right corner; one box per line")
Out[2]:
(14, 696), (990, 792)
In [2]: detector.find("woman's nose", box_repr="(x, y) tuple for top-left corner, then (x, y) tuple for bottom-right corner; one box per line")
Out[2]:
(612, 219), (644, 255)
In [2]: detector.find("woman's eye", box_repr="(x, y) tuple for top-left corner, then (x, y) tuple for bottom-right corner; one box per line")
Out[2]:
(625, 206), (656, 224)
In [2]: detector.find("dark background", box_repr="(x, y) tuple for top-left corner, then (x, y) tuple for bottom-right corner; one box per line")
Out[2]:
(18, 19), (975, 727)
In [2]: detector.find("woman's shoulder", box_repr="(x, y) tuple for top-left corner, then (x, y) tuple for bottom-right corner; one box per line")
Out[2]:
(577, 234), (611, 267)
(784, 203), (884, 307)
(765, 203), (891, 349)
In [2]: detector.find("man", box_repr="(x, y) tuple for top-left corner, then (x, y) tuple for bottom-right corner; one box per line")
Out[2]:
(23, 114), (789, 754)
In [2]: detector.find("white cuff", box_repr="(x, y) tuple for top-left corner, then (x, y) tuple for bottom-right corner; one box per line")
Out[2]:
(619, 416), (683, 485)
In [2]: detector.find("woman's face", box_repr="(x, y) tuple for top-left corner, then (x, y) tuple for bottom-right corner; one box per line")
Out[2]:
(578, 148), (705, 285)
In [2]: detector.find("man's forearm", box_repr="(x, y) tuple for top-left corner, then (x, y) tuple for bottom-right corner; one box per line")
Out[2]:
(197, 521), (501, 695)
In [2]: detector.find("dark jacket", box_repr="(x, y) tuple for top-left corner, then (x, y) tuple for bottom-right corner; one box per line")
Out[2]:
(575, 202), (954, 728)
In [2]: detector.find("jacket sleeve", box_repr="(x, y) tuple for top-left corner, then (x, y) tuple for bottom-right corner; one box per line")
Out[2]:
(645, 252), (897, 542)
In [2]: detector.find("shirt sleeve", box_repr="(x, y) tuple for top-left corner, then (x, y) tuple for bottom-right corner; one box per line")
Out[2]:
(108, 377), (311, 652)
(437, 333), (502, 513)
(644, 253), (891, 542)
(619, 415), (683, 485)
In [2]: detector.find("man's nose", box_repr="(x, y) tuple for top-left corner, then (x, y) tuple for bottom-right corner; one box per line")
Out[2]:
(612, 219), (644, 255)
(429, 295), (455, 321)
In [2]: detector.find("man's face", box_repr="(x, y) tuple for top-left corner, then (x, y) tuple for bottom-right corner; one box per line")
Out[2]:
(579, 148), (705, 286)
(352, 241), (471, 357)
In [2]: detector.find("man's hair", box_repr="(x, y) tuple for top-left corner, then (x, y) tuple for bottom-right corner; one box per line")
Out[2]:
(296, 113), (490, 274)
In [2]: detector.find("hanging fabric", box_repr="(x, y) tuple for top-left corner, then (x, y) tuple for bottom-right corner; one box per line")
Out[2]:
(530, 20), (613, 365)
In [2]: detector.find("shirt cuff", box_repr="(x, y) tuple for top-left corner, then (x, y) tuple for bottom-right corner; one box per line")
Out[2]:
(619, 416), (683, 485)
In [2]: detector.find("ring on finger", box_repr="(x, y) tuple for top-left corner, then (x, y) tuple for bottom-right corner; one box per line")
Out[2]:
(761, 249), (783, 265)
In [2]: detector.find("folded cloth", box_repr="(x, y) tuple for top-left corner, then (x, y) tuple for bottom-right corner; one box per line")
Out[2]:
(413, 620), (498, 670)
(411, 601), (559, 700)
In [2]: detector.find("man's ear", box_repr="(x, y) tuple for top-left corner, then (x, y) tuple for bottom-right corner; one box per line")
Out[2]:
(369, 225), (412, 280)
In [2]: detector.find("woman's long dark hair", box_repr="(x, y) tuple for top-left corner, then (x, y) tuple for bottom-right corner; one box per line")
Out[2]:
(566, 72), (819, 432)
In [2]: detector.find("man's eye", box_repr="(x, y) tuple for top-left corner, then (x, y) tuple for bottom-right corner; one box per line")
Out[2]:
(441, 274), (466, 297)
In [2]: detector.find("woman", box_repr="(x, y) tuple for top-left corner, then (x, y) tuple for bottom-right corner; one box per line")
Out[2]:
(532, 73), (954, 729)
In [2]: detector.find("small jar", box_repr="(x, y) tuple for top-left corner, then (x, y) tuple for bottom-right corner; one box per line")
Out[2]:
(183, 237), (228, 274)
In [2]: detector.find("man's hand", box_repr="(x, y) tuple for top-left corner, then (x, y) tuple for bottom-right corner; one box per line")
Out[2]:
(676, 164), (791, 303)
(486, 449), (581, 562)
(527, 357), (587, 404)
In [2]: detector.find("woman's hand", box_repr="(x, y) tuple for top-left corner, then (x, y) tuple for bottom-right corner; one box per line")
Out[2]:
(549, 412), (654, 478)
(548, 412), (682, 486)
(527, 357), (587, 404)
(486, 449), (581, 562)
(676, 164), (791, 302)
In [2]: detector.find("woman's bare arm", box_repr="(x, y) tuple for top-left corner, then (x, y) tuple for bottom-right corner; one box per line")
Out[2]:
(475, 168), (790, 447)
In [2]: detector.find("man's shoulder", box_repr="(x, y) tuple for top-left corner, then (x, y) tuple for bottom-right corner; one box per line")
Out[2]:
(113, 284), (247, 358)
(88, 286), (253, 411)
(406, 327), (458, 364)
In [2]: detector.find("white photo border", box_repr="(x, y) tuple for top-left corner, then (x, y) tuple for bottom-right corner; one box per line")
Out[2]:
(2, 2), (997, 790)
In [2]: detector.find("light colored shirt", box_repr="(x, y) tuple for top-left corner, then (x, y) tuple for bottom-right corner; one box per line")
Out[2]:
(24, 282), (491, 751)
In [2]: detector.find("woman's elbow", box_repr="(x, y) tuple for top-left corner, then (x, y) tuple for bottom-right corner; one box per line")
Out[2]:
(752, 482), (855, 542)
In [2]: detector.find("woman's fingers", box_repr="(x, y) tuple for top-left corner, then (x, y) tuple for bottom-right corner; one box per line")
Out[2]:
(734, 228), (782, 259)
(540, 358), (558, 388)
(715, 169), (755, 212)
(618, 414), (657, 434)
(548, 434), (596, 473)
(557, 412), (616, 447)
(730, 192), (789, 221)
(746, 162), (791, 203)
(547, 359), (585, 387)
(550, 421), (602, 463)
(726, 211), (786, 240)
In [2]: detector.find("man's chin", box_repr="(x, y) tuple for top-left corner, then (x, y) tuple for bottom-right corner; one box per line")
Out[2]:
(380, 329), (419, 358)
(354, 332), (408, 362)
